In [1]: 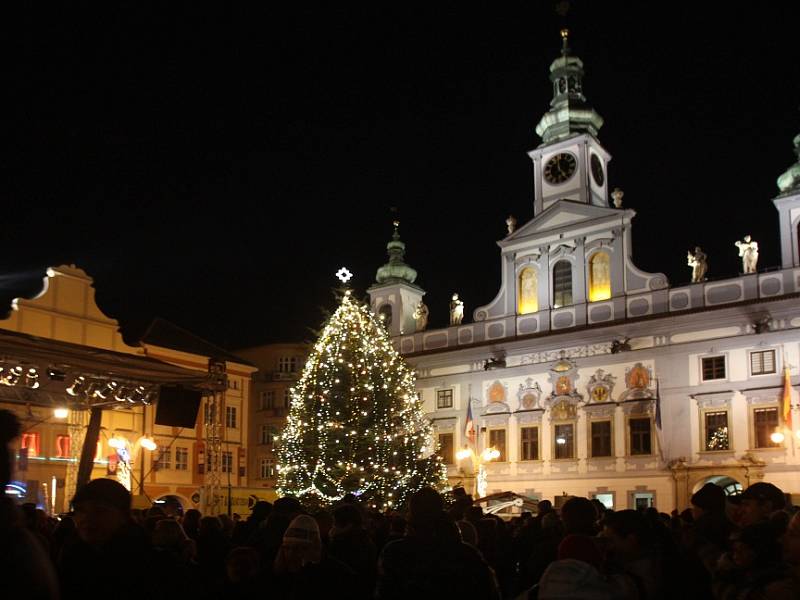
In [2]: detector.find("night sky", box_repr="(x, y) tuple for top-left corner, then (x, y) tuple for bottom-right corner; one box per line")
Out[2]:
(3, 4), (799, 350)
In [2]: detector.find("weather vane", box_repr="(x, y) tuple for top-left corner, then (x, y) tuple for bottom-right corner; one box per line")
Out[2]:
(336, 267), (353, 283)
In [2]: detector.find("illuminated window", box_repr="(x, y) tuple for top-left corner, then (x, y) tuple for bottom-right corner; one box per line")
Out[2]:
(753, 407), (780, 448)
(437, 433), (454, 465)
(21, 432), (40, 457)
(552, 261), (573, 308)
(588, 252), (611, 302)
(704, 412), (729, 451)
(489, 429), (506, 462)
(554, 423), (574, 459)
(283, 388), (291, 407)
(521, 426), (539, 461)
(55, 435), (71, 458)
(518, 267), (538, 314)
(175, 447), (188, 470)
(750, 350), (776, 376)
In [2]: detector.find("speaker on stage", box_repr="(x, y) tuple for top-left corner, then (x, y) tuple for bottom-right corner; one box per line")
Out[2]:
(154, 386), (202, 428)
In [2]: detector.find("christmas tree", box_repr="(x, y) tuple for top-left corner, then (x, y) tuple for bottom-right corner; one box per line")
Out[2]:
(277, 288), (448, 509)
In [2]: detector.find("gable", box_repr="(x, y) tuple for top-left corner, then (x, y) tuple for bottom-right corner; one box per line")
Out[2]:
(502, 200), (632, 245)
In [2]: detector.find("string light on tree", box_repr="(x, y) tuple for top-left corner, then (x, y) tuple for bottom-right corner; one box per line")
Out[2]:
(277, 274), (448, 508)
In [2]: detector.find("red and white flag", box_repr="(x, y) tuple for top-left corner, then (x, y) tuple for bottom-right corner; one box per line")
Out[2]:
(465, 400), (476, 446)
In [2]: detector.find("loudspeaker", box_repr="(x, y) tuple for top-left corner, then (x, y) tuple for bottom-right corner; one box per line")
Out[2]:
(154, 386), (202, 428)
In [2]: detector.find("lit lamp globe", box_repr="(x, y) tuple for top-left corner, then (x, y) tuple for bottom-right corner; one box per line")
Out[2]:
(456, 447), (472, 461)
(53, 407), (69, 419)
(481, 447), (500, 462)
(140, 437), (157, 451)
(770, 431), (785, 444)
(555, 436), (567, 445)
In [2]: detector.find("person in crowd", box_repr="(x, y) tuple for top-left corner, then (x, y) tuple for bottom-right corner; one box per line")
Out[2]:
(149, 518), (204, 599)
(713, 521), (787, 599)
(601, 509), (662, 600)
(181, 508), (202, 541)
(535, 534), (616, 600)
(0, 410), (59, 600)
(196, 515), (231, 585)
(737, 482), (786, 528)
(248, 495), (304, 568)
(58, 478), (153, 599)
(376, 487), (500, 599)
(223, 546), (263, 599)
(231, 500), (271, 546)
(562, 496), (600, 536)
(684, 482), (735, 577)
(272, 513), (359, 598)
(328, 503), (377, 597)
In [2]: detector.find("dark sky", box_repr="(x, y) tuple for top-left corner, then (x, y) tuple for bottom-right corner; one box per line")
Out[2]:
(3, 4), (799, 350)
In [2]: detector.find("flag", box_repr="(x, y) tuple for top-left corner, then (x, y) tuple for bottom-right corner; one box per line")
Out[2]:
(465, 400), (476, 446)
(655, 378), (662, 430)
(782, 366), (793, 430)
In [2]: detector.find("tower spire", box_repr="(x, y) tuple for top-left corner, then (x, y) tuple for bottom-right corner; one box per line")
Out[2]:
(535, 30), (604, 145)
(374, 220), (418, 285)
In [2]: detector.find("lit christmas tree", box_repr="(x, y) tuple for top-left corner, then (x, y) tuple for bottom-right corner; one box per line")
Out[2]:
(277, 279), (448, 509)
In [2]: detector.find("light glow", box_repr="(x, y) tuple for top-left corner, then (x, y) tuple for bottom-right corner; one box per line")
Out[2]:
(771, 431), (785, 444)
(53, 407), (69, 419)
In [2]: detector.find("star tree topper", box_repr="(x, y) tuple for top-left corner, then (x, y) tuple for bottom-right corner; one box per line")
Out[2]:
(336, 267), (353, 283)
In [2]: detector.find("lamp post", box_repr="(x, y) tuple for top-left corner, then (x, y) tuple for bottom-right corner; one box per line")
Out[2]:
(456, 445), (500, 499)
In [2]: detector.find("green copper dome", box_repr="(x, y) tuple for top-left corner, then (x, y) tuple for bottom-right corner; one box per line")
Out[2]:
(777, 132), (800, 194)
(375, 221), (418, 285)
(535, 30), (604, 145)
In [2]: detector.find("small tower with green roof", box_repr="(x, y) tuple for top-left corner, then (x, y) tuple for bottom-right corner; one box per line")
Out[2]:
(773, 130), (800, 267)
(368, 221), (426, 336)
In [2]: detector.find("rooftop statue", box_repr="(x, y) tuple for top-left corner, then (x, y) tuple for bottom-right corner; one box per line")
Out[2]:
(687, 246), (708, 283)
(450, 293), (464, 326)
(412, 301), (429, 332)
(735, 235), (759, 274)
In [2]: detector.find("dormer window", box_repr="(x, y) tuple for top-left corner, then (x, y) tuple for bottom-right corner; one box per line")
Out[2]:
(553, 261), (573, 308)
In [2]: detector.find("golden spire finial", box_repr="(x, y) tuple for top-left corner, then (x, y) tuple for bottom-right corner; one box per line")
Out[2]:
(560, 28), (569, 40)
(560, 28), (570, 57)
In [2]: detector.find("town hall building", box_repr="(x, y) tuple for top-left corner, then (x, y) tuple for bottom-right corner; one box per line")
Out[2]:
(368, 32), (800, 511)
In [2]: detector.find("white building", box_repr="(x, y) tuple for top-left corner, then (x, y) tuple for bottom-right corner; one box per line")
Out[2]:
(368, 34), (800, 512)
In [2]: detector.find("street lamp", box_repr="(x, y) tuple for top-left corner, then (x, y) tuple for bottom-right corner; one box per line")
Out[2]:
(456, 445), (500, 499)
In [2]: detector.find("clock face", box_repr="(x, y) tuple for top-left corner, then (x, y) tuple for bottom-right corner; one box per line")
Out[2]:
(544, 153), (577, 185)
(592, 386), (609, 402)
(590, 154), (604, 186)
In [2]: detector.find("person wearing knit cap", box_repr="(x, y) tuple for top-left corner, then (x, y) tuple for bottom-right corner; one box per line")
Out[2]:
(273, 514), (359, 598)
(739, 482), (786, 527)
(71, 478), (132, 545)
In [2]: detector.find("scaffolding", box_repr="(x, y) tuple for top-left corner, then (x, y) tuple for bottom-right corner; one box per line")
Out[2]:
(65, 408), (89, 507)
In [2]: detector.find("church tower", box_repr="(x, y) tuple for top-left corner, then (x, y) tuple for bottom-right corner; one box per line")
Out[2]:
(529, 30), (610, 215)
(773, 130), (800, 267)
(367, 222), (425, 336)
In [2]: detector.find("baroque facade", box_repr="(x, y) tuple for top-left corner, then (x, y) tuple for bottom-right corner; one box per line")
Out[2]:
(368, 36), (800, 511)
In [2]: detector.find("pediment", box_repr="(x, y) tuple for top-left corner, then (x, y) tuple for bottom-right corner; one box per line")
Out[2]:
(501, 200), (630, 245)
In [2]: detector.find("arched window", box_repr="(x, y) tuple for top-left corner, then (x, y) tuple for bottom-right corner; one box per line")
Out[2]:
(518, 267), (538, 314)
(588, 252), (611, 302)
(552, 261), (573, 308)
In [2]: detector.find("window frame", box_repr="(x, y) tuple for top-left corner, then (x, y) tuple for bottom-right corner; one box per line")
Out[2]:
(589, 419), (613, 458)
(436, 388), (454, 409)
(221, 451), (233, 473)
(156, 447), (172, 470)
(627, 416), (653, 456)
(260, 457), (276, 479)
(702, 409), (731, 452)
(437, 432), (454, 465)
(488, 428), (507, 462)
(520, 426), (540, 461)
(701, 355), (727, 382)
(552, 260), (574, 308)
(553, 422), (576, 460)
(225, 406), (238, 429)
(749, 349), (777, 376)
(751, 405), (782, 449)
(174, 446), (189, 470)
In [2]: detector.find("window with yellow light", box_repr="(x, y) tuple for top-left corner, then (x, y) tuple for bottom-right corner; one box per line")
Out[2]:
(588, 252), (611, 302)
(518, 267), (538, 314)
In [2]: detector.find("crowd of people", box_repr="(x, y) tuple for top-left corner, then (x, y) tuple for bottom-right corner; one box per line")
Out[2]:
(2, 409), (800, 599)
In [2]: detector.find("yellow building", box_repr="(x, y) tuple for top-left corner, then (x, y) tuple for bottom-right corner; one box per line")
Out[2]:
(235, 343), (308, 500)
(0, 264), (258, 515)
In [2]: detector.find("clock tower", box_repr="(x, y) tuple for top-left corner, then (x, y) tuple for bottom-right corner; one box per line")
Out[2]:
(529, 30), (610, 216)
